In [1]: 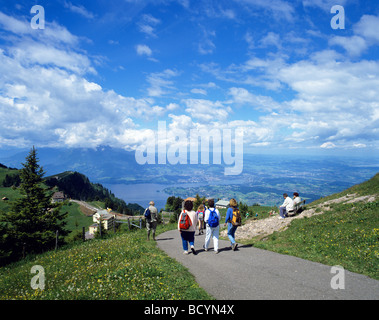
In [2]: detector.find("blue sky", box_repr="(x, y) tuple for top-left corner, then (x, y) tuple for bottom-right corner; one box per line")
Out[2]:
(0, 0), (378, 156)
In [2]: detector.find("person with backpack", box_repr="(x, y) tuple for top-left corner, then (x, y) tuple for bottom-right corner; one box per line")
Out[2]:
(196, 204), (205, 235)
(224, 198), (241, 251)
(203, 199), (221, 254)
(145, 201), (158, 241)
(178, 200), (198, 255)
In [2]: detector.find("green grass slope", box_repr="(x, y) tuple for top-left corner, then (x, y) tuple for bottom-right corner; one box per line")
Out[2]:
(252, 173), (379, 280)
(0, 226), (213, 300)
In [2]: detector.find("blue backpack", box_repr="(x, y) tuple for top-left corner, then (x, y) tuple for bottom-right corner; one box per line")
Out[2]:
(207, 208), (219, 228)
(144, 208), (151, 220)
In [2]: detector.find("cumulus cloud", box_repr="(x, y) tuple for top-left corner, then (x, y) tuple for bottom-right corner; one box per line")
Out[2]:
(0, 11), (170, 149)
(182, 99), (231, 122)
(330, 14), (379, 57)
(320, 142), (336, 149)
(228, 87), (279, 112)
(136, 44), (152, 56)
(146, 69), (180, 97)
(1, 6), (378, 154)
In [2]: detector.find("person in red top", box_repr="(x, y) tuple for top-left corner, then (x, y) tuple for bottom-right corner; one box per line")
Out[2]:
(178, 200), (198, 255)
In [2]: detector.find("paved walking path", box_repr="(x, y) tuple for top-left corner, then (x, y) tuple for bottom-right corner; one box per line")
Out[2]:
(156, 229), (379, 300)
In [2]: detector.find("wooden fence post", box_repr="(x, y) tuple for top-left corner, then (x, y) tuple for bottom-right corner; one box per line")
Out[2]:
(55, 230), (58, 251)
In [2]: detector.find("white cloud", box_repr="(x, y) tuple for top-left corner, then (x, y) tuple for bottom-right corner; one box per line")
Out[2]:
(146, 69), (180, 97)
(191, 88), (207, 95)
(302, 0), (348, 11)
(234, 0), (295, 21)
(138, 14), (161, 37)
(329, 35), (367, 57)
(320, 142), (336, 149)
(329, 14), (379, 57)
(0, 12), (172, 149)
(353, 14), (379, 43)
(0, 11), (79, 46)
(64, 2), (95, 19)
(259, 32), (282, 49)
(182, 99), (231, 122)
(353, 143), (366, 148)
(198, 28), (216, 55)
(166, 103), (180, 111)
(228, 87), (279, 111)
(136, 44), (153, 56)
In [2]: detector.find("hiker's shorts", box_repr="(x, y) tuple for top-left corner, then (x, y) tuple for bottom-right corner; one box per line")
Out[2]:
(146, 220), (157, 232)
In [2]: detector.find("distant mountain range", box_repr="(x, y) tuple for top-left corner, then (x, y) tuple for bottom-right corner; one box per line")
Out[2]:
(0, 146), (227, 184)
(0, 146), (378, 207)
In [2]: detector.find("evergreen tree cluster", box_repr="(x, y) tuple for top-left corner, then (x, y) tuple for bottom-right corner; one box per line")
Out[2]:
(0, 147), (68, 265)
(165, 196), (184, 215)
(2, 173), (21, 187)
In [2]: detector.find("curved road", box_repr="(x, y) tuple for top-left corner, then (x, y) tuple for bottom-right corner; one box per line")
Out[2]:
(156, 229), (379, 300)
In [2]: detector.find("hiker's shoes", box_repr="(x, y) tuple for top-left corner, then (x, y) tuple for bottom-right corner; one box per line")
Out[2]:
(203, 245), (208, 252)
(183, 251), (189, 255)
(191, 246), (197, 255)
(232, 243), (238, 251)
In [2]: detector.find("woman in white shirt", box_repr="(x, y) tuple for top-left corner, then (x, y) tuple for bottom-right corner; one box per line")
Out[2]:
(293, 192), (302, 205)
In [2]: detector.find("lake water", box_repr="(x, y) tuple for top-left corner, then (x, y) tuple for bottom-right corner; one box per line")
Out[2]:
(104, 179), (246, 211)
(104, 154), (379, 211)
(104, 183), (171, 211)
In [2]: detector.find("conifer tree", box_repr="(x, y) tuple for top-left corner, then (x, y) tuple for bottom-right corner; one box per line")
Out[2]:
(1, 147), (68, 260)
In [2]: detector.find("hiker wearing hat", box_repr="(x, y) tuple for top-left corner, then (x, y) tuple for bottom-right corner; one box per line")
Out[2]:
(145, 201), (158, 241)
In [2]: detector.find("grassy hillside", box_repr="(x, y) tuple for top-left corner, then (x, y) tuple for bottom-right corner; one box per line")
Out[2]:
(310, 172), (379, 206)
(0, 166), (92, 234)
(0, 166), (21, 215)
(45, 171), (144, 215)
(0, 225), (212, 300)
(251, 173), (379, 280)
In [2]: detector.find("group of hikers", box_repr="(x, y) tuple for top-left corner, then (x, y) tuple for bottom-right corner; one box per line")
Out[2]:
(144, 192), (303, 255)
(144, 198), (242, 255)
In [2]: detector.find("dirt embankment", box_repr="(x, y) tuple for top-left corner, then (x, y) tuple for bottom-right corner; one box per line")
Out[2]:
(221, 193), (377, 240)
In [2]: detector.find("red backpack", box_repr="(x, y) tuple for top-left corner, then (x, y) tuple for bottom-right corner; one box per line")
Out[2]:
(179, 210), (192, 230)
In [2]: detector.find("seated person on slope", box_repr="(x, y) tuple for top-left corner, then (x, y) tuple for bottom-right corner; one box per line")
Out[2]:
(279, 193), (294, 219)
